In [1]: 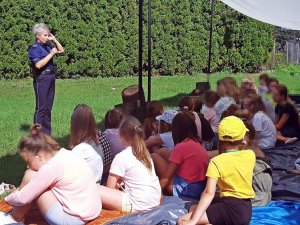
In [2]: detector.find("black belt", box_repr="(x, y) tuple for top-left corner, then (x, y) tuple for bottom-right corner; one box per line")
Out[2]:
(39, 69), (56, 75)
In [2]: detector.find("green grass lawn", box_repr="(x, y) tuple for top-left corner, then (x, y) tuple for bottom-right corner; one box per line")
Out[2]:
(1, 67), (300, 186)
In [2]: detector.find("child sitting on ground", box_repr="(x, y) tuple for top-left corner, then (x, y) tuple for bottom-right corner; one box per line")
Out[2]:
(178, 96), (215, 151)
(152, 111), (209, 200)
(267, 77), (279, 96)
(243, 95), (277, 149)
(1, 124), (101, 225)
(202, 90), (220, 134)
(178, 116), (255, 225)
(258, 73), (270, 96)
(243, 121), (273, 207)
(99, 117), (161, 212)
(145, 110), (178, 152)
(215, 77), (240, 123)
(240, 78), (258, 99)
(69, 104), (104, 183)
(103, 108), (125, 158)
(143, 100), (164, 139)
(273, 84), (300, 143)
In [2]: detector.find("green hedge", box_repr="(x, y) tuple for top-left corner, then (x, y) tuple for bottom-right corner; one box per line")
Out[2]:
(0, 0), (274, 79)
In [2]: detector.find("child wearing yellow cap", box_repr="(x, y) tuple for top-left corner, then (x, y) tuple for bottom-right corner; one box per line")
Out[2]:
(178, 116), (255, 225)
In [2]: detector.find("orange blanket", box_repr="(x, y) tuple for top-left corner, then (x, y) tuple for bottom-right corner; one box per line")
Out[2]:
(0, 200), (130, 225)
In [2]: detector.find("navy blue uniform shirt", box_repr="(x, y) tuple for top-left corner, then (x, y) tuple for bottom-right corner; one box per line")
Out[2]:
(28, 41), (56, 76)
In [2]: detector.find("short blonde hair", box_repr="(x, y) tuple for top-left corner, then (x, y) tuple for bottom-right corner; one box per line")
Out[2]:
(32, 23), (49, 36)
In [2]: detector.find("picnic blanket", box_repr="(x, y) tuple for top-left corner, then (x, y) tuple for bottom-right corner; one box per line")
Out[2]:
(0, 199), (130, 225)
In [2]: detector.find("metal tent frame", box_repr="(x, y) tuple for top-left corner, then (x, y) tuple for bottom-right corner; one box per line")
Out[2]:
(138, 0), (215, 102)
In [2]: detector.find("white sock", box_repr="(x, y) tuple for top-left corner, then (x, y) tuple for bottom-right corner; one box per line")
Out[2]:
(285, 137), (298, 144)
(0, 212), (24, 225)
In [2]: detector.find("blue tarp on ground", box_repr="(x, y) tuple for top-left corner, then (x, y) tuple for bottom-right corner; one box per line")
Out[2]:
(107, 142), (300, 225)
(106, 197), (300, 225)
(251, 201), (300, 225)
(106, 196), (189, 225)
(264, 141), (300, 201)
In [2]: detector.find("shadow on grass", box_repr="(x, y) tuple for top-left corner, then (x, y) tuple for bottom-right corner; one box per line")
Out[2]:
(0, 124), (72, 186)
(158, 92), (191, 108)
(0, 152), (27, 186)
(0, 92), (190, 186)
(19, 124), (31, 131)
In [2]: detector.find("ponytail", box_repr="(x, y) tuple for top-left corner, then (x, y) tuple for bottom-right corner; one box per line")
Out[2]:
(19, 124), (60, 154)
(120, 117), (152, 171)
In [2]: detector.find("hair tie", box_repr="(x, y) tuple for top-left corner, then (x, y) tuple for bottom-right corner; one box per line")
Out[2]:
(183, 106), (189, 110)
(31, 124), (41, 136)
(135, 126), (138, 130)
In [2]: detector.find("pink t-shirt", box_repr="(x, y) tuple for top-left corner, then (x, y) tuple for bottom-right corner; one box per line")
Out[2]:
(110, 146), (161, 212)
(5, 149), (101, 221)
(203, 106), (219, 133)
(169, 139), (209, 183)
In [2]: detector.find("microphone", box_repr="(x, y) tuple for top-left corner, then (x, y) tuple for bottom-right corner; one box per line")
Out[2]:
(45, 39), (53, 47)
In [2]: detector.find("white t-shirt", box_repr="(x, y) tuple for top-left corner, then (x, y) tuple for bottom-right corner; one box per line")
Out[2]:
(252, 111), (277, 149)
(72, 141), (104, 183)
(110, 146), (161, 211)
(160, 132), (174, 151)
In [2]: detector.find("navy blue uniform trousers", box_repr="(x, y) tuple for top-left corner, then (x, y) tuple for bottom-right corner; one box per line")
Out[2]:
(33, 74), (55, 135)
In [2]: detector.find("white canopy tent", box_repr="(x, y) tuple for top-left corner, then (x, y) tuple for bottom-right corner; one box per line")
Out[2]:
(138, 0), (300, 102)
(220, 0), (300, 30)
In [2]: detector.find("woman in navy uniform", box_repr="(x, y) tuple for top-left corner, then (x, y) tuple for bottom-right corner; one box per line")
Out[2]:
(28, 23), (64, 135)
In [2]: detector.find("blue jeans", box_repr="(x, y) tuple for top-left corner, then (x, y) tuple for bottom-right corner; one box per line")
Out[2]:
(33, 74), (55, 135)
(173, 175), (206, 200)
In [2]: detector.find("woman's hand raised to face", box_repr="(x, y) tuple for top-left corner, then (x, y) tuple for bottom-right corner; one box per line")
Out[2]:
(47, 33), (57, 42)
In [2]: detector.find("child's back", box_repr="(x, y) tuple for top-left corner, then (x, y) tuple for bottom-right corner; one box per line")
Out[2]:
(252, 111), (276, 149)
(111, 146), (161, 211)
(207, 150), (255, 199)
(178, 116), (255, 225)
(104, 108), (125, 156)
(104, 128), (125, 157)
(99, 116), (161, 213)
(72, 141), (104, 183)
(202, 105), (219, 133)
(143, 117), (160, 138)
(144, 101), (164, 139)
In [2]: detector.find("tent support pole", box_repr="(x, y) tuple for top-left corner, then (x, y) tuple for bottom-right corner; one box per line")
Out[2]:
(207, 0), (215, 82)
(147, 0), (152, 102)
(138, 0), (143, 104)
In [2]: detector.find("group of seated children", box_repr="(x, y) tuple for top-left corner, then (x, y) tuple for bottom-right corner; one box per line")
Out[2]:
(1, 74), (300, 225)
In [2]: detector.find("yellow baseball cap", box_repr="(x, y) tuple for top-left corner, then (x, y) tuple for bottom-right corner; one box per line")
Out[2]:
(218, 116), (249, 142)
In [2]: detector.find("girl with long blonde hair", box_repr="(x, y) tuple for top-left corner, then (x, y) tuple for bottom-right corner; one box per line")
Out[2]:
(99, 116), (161, 212)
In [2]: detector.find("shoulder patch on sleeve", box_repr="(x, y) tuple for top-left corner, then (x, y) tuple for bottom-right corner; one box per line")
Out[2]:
(28, 44), (38, 51)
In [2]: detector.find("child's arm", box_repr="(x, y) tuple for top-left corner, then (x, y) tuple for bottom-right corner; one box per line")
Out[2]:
(274, 113), (279, 125)
(145, 135), (163, 148)
(107, 173), (121, 190)
(178, 178), (217, 225)
(160, 162), (177, 190)
(275, 113), (289, 130)
(5, 163), (60, 206)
